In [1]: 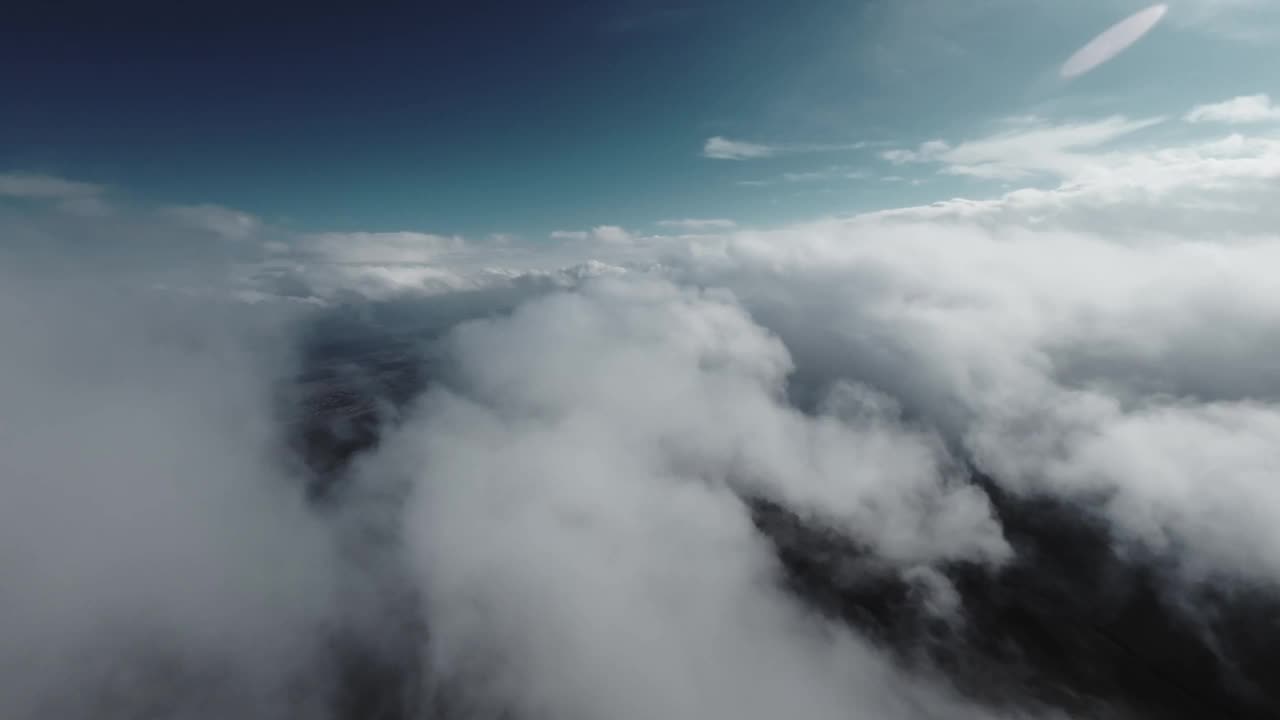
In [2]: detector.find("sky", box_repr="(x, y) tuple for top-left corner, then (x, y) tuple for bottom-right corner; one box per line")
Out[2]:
(7, 2), (1280, 719)
(4, 0), (1278, 239)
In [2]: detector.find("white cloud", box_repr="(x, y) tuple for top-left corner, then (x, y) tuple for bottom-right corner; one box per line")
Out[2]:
(661, 103), (1280, 591)
(1186, 93), (1280, 124)
(295, 230), (465, 264)
(703, 136), (777, 160)
(1165, 0), (1280, 39)
(373, 276), (1006, 720)
(354, 166), (1280, 709)
(882, 140), (951, 166)
(589, 224), (633, 244)
(671, 210), (1280, 587)
(868, 130), (1280, 233)
(0, 267), (344, 719)
(703, 137), (869, 161)
(738, 167), (872, 186)
(551, 225), (636, 245)
(9, 92), (1280, 717)
(254, 231), (570, 301)
(883, 116), (1164, 181)
(162, 203), (261, 240)
(0, 173), (103, 200)
(252, 261), (475, 301)
(657, 218), (738, 230)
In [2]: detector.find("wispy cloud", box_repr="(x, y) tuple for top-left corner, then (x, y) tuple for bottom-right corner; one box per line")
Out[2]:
(738, 167), (872, 187)
(551, 226), (635, 244)
(881, 115), (1164, 180)
(703, 137), (870, 161)
(589, 225), (633, 244)
(656, 218), (737, 231)
(866, 128), (1280, 234)
(1186, 94), (1280, 124)
(881, 140), (951, 166)
(296, 231), (465, 265)
(0, 173), (103, 200)
(1167, 0), (1280, 40)
(161, 204), (261, 240)
(703, 137), (778, 160)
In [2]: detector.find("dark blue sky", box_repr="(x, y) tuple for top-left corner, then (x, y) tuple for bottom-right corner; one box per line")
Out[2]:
(2, 1), (1268, 237)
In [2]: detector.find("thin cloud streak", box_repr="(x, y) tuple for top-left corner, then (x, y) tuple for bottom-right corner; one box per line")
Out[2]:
(0, 173), (104, 200)
(703, 137), (870, 161)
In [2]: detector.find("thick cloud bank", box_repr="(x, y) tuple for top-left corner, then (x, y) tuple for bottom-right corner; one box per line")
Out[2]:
(5, 104), (1280, 718)
(675, 219), (1280, 586)
(374, 277), (1006, 719)
(0, 269), (341, 719)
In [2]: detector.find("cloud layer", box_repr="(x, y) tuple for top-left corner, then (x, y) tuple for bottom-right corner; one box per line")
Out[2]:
(371, 277), (1006, 719)
(0, 267), (342, 719)
(1186, 93), (1280, 124)
(5, 90), (1280, 718)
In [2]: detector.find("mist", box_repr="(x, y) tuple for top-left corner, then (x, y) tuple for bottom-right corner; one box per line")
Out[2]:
(0, 264), (340, 719)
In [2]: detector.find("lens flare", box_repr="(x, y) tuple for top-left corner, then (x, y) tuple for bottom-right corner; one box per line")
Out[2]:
(1061, 4), (1168, 79)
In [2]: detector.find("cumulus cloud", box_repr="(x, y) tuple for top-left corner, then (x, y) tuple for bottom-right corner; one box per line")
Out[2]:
(0, 263), (346, 719)
(257, 92), (1280, 596)
(246, 262), (475, 302)
(668, 213), (1280, 588)
(249, 231), (562, 303)
(1186, 93), (1280, 124)
(369, 276), (1006, 719)
(588, 224), (633, 244)
(8, 90), (1280, 719)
